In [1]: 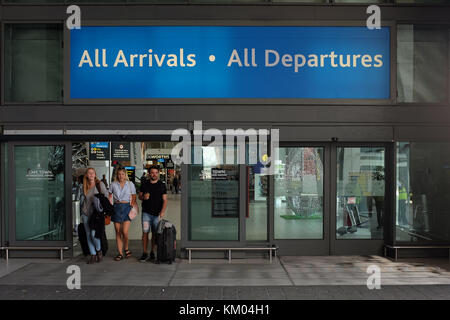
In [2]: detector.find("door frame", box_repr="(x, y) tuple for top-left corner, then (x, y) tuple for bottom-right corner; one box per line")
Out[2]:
(272, 142), (331, 256)
(181, 140), (395, 256)
(7, 141), (72, 248)
(244, 164), (270, 245)
(330, 142), (394, 255)
(182, 162), (246, 249)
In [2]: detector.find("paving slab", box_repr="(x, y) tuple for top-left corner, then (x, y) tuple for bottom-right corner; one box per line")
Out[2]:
(1, 255), (450, 290)
(0, 260), (32, 279)
(280, 256), (450, 286)
(170, 258), (292, 287)
(189, 286), (209, 300)
(2, 284), (448, 300)
(0, 257), (177, 286)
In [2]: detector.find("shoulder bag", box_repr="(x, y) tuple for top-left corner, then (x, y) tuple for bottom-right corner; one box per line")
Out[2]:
(127, 181), (139, 220)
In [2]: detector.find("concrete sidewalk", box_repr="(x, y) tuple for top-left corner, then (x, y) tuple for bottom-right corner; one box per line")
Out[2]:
(1, 254), (450, 287)
(0, 253), (449, 299)
(0, 284), (449, 300)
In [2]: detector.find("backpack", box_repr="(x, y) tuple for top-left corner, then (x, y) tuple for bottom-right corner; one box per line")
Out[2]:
(77, 223), (90, 256)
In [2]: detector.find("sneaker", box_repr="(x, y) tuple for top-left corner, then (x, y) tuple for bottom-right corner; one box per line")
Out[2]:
(139, 253), (148, 263)
(147, 251), (156, 262)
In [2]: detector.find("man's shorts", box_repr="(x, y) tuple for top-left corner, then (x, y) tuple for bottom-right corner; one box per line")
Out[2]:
(142, 212), (160, 234)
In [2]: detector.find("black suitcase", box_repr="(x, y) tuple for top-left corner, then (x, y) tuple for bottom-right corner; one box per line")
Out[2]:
(77, 223), (90, 256)
(156, 220), (177, 264)
(101, 231), (108, 256)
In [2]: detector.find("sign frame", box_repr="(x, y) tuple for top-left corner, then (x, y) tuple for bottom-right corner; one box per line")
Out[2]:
(64, 20), (396, 106)
(89, 142), (110, 161)
(211, 167), (240, 218)
(111, 142), (131, 161)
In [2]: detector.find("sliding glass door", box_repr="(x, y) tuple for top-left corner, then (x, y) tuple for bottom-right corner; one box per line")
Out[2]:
(331, 144), (389, 255)
(183, 141), (391, 256)
(273, 143), (390, 255)
(272, 144), (330, 255)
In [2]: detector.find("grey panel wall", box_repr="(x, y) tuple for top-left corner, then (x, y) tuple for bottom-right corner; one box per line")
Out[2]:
(0, 4), (449, 135)
(1, 4), (450, 22)
(1, 106), (450, 138)
(279, 126), (394, 141)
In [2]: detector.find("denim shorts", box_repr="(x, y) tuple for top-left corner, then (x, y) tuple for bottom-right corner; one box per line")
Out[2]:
(112, 203), (132, 223)
(142, 212), (160, 234)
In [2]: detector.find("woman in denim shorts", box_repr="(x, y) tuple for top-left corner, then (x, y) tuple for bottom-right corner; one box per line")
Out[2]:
(109, 168), (136, 261)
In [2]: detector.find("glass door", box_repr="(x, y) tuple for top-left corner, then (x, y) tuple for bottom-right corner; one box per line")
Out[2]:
(331, 144), (389, 255)
(187, 146), (241, 243)
(272, 144), (330, 255)
(246, 165), (269, 242)
(183, 142), (390, 255)
(8, 142), (71, 247)
(272, 143), (390, 256)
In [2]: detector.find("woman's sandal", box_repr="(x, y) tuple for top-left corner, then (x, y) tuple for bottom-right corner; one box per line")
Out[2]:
(114, 254), (124, 261)
(124, 249), (132, 259)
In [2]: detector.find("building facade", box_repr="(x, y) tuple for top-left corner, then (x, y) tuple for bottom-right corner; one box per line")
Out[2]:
(0, 1), (449, 259)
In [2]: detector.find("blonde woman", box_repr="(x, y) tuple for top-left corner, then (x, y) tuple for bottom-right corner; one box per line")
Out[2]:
(80, 168), (108, 264)
(109, 168), (137, 261)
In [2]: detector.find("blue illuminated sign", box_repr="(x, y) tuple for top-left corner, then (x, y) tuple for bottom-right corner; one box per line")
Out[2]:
(90, 142), (109, 149)
(89, 142), (110, 160)
(70, 26), (390, 99)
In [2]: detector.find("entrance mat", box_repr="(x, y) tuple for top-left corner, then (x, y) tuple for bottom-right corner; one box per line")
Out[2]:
(280, 215), (322, 220)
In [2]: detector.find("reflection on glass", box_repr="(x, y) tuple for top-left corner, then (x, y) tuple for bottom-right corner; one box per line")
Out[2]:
(336, 147), (385, 240)
(246, 165), (268, 241)
(189, 146), (239, 241)
(275, 147), (324, 240)
(15, 146), (66, 241)
(246, 142), (269, 241)
(397, 25), (449, 103)
(2, 144), (9, 240)
(4, 0), (63, 2)
(396, 0), (449, 3)
(128, 0), (183, 2)
(272, 0), (326, 2)
(334, 0), (385, 2)
(4, 24), (63, 103)
(71, 0), (126, 2)
(190, 0), (263, 3)
(396, 142), (450, 242)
